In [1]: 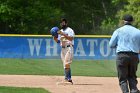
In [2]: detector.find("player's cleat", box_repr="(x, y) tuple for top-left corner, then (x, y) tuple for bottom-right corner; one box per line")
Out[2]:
(65, 79), (73, 85)
(56, 79), (73, 85)
(68, 80), (73, 84)
(130, 89), (140, 93)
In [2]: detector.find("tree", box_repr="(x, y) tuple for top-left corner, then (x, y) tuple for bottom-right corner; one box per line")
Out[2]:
(116, 0), (140, 28)
(0, 0), (63, 34)
(2, 0), (138, 35)
(52, 0), (115, 35)
(101, 0), (140, 35)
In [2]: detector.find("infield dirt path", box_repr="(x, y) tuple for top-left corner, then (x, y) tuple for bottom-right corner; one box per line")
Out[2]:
(0, 75), (140, 93)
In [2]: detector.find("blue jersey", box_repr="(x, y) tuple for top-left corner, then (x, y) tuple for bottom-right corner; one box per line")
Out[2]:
(109, 25), (140, 53)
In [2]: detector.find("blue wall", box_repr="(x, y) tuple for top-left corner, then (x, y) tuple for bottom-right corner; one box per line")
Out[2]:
(0, 36), (116, 59)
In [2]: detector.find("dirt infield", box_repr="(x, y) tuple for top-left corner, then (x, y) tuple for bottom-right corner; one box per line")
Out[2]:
(0, 75), (140, 93)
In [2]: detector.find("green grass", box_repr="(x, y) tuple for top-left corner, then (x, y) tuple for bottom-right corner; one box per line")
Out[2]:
(0, 58), (140, 77)
(0, 86), (50, 93)
(72, 60), (117, 77)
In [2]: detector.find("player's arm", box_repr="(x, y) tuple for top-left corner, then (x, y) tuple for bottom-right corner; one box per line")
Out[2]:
(109, 30), (118, 48)
(53, 37), (58, 42)
(61, 33), (73, 41)
(58, 30), (74, 41)
(53, 37), (60, 43)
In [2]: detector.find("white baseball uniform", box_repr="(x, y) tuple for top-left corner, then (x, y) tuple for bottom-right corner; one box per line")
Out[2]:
(58, 27), (75, 68)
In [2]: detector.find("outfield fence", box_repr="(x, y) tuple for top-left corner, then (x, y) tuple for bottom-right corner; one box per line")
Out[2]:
(0, 34), (116, 60)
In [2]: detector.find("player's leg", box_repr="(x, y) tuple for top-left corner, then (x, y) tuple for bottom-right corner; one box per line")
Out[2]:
(64, 64), (71, 80)
(116, 53), (129, 93)
(64, 47), (73, 83)
(128, 54), (139, 93)
(56, 49), (73, 85)
(61, 49), (65, 66)
(61, 48), (68, 80)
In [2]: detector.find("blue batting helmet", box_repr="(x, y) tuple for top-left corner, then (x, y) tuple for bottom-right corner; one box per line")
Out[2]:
(50, 27), (59, 37)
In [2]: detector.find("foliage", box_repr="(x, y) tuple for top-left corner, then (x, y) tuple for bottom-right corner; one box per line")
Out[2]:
(100, 0), (140, 34)
(0, 0), (63, 34)
(116, 0), (140, 28)
(100, 18), (117, 34)
(0, 0), (140, 34)
(53, 0), (114, 35)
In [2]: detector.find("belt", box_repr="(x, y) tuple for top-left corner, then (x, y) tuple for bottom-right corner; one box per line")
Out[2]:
(62, 45), (73, 48)
(117, 51), (138, 55)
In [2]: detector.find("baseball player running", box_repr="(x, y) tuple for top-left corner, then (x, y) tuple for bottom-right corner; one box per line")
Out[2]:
(53, 18), (75, 84)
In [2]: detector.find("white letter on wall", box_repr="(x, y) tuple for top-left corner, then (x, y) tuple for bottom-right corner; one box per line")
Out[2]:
(45, 39), (58, 56)
(27, 39), (43, 56)
(87, 39), (98, 56)
(100, 39), (111, 57)
(74, 39), (86, 56)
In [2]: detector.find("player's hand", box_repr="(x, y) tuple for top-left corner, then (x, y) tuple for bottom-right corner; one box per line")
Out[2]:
(57, 30), (63, 35)
(53, 36), (57, 40)
(53, 36), (58, 42)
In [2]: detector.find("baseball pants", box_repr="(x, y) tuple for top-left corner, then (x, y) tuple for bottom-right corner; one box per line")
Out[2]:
(61, 45), (73, 80)
(116, 52), (139, 93)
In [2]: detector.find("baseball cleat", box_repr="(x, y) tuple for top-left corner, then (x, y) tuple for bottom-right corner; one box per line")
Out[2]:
(56, 79), (73, 85)
(67, 79), (73, 85)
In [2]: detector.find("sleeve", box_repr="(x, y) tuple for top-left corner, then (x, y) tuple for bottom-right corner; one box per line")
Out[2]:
(68, 28), (75, 37)
(57, 34), (61, 43)
(138, 32), (140, 52)
(109, 30), (118, 48)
